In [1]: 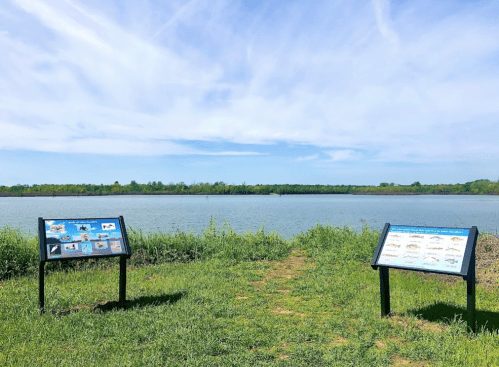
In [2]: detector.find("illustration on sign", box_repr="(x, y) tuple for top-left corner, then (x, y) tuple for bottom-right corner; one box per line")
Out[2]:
(44, 218), (126, 259)
(377, 226), (470, 274)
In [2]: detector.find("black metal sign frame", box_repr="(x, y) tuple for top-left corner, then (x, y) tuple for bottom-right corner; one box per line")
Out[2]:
(371, 223), (478, 333)
(38, 216), (132, 312)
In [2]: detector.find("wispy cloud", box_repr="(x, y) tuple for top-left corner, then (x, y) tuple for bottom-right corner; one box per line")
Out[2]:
(152, 0), (200, 39)
(371, 0), (399, 45)
(324, 150), (364, 162)
(1, 0), (498, 166)
(295, 154), (319, 162)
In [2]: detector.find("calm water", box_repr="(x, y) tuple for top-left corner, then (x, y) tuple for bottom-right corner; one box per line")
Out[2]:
(1, 195), (498, 237)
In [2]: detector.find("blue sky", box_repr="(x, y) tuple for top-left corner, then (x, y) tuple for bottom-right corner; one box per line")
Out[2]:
(1, 0), (498, 186)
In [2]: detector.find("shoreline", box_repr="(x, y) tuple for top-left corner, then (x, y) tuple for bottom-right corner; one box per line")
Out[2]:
(0, 192), (491, 197)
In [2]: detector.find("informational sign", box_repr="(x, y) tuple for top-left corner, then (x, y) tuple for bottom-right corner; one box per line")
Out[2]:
(38, 216), (131, 312)
(39, 217), (131, 261)
(371, 223), (478, 333)
(376, 226), (470, 274)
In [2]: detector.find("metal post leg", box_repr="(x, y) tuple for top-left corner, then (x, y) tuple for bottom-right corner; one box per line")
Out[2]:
(119, 256), (127, 307)
(380, 266), (390, 317)
(467, 265), (476, 333)
(39, 262), (45, 313)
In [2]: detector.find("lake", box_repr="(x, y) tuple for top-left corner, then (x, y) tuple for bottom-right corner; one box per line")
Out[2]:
(1, 195), (498, 237)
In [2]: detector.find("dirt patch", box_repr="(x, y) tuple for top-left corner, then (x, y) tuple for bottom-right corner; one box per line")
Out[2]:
(390, 315), (445, 333)
(375, 337), (403, 349)
(475, 235), (499, 288)
(250, 281), (266, 290)
(477, 236), (499, 265)
(393, 268), (459, 284)
(329, 336), (349, 346)
(375, 340), (386, 348)
(236, 296), (249, 299)
(272, 306), (306, 317)
(265, 252), (311, 280)
(391, 355), (429, 366)
(146, 274), (162, 280)
(277, 354), (290, 360)
(250, 250), (312, 290)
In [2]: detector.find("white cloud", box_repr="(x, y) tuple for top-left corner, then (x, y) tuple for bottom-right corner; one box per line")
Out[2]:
(0, 0), (498, 164)
(295, 154), (319, 162)
(325, 150), (364, 162)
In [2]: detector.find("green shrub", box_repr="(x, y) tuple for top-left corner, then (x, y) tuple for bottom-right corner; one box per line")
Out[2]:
(294, 223), (380, 263)
(128, 229), (206, 266)
(0, 226), (38, 279)
(201, 220), (290, 263)
(128, 219), (290, 266)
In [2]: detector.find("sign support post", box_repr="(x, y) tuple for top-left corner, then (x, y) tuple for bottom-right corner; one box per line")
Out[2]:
(39, 261), (45, 312)
(379, 266), (390, 317)
(119, 255), (127, 307)
(466, 246), (476, 333)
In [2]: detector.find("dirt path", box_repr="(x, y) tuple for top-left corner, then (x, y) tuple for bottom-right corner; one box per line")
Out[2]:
(249, 249), (311, 289)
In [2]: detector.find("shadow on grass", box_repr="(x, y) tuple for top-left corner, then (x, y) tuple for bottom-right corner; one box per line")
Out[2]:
(52, 291), (187, 316)
(95, 290), (187, 313)
(407, 302), (499, 333)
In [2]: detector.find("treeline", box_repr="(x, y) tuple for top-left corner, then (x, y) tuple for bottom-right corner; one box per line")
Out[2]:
(0, 179), (498, 196)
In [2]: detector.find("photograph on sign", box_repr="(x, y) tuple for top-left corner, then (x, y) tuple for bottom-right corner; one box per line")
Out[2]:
(44, 218), (126, 260)
(377, 226), (470, 274)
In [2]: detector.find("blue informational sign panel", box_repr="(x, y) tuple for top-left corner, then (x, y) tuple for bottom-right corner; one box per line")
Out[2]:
(376, 226), (470, 274)
(39, 217), (131, 262)
(38, 216), (131, 311)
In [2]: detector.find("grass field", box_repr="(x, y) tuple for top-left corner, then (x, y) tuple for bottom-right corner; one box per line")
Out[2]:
(2, 224), (499, 366)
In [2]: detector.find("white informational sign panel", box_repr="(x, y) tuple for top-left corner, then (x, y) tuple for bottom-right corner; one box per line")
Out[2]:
(371, 224), (478, 333)
(376, 226), (470, 274)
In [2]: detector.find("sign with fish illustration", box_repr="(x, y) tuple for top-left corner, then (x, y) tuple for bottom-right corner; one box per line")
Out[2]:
(371, 224), (478, 333)
(39, 217), (131, 261)
(373, 225), (471, 274)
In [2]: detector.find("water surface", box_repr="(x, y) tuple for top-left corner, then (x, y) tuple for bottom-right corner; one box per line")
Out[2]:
(1, 195), (498, 237)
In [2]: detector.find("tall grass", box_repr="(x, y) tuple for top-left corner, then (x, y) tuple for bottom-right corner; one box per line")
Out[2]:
(0, 226), (38, 279)
(0, 219), (291, 280)
(128, 220), (289, 266)
(294, 223), (381, 263)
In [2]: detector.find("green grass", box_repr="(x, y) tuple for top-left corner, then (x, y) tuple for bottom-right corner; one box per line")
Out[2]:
(2, 223), (499, 365)
(0, 219), (290, 280)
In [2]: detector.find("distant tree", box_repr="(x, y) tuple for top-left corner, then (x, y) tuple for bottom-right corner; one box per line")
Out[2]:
(130, 180), (140, 192)
(379, 182), (389, 187)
